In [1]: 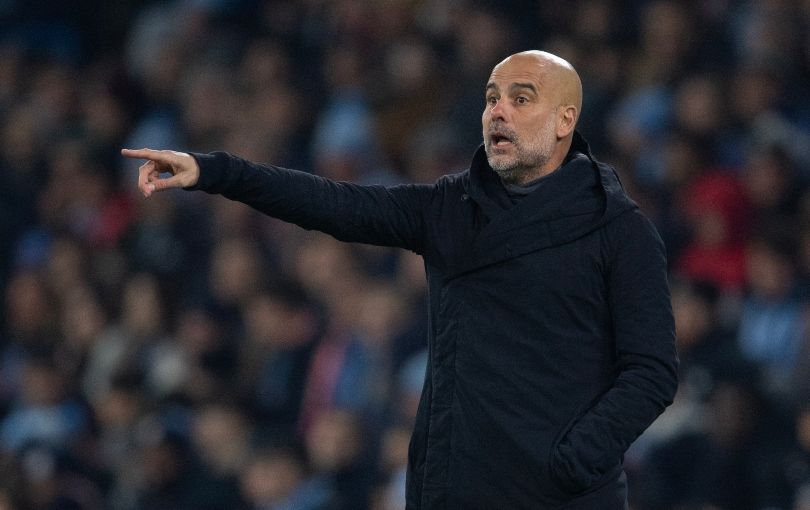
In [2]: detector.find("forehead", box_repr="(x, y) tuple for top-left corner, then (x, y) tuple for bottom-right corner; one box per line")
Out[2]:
(487, 57), (548, 88)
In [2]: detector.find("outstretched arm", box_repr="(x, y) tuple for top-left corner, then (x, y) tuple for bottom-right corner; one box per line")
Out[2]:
(121, 148), (432, 254)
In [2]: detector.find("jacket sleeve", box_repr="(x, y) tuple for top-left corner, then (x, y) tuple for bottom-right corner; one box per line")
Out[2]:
(189, 151), (432, 254)
(550, 208), (679, 494)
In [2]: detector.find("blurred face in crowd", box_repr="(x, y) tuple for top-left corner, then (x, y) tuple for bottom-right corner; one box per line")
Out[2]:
(671, 284), (711, 351)
(123, 273), (164, 338)
(746, 241), (794, 301)
(482, 50), (581, 184)
(21, 360), (64, 406)
(211, 237), (263, 304)
(240, 449), (303, 506)
(305, 409), (363, 472)
(795, 406), (810, 451)
(5, 271), (53, 337)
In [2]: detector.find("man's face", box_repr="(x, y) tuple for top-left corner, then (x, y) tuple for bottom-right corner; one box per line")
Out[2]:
(482, 56), (560, 183)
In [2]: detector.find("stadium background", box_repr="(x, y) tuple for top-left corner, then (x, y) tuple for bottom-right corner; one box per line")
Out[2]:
(1, 0), (810, 508)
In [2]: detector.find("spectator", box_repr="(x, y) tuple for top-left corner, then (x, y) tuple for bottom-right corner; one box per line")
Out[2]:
(638, 377), (766, 510)
(186, 401), (252, 509)
(737, 220), (807, 400)
(238, 283), (322, 441)
(675, 169), (751, 292)
(0, 352), (90, 453)
(240, 445), (333, 510)
(304, 409), (373, 510)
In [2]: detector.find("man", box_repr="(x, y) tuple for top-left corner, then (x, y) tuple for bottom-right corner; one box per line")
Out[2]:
(123, 50), (678, 509)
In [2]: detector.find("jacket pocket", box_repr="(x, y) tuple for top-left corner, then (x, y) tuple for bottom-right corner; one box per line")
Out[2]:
(546, 400), (622, 497)
(553, 472), (628, 510)
(546, 403), (591, 497)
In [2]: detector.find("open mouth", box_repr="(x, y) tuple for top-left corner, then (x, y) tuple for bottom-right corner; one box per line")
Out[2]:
(490, 133), (514, 147)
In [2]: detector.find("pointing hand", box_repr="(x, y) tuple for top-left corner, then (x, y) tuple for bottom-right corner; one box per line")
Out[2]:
(121, 148), (200, 197)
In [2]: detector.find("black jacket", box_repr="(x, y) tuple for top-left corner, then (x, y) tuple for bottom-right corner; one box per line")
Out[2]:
(190, 132), (678, 509)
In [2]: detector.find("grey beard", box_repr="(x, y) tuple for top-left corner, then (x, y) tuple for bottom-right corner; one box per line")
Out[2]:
(491, 163), (534, 184)
(486, 144), (551, 184)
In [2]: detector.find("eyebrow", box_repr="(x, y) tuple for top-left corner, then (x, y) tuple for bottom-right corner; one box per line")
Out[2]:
(510, 82), (537, 94)
(485, 82), (538, 94)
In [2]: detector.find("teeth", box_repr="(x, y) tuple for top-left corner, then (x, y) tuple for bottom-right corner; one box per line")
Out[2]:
(491, 134), (511, 146)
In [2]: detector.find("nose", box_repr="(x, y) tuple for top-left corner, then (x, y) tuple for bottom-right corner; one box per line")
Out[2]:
(488, 99), (507, 123)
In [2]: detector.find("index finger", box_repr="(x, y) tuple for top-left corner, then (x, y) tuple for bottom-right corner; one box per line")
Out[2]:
(121, 148), (176, 164)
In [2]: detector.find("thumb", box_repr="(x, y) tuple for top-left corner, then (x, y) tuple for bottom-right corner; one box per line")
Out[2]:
(150, 173), (189, 192)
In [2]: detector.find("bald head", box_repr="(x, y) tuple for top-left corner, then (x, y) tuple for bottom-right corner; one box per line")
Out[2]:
(492, 50), (583, 117)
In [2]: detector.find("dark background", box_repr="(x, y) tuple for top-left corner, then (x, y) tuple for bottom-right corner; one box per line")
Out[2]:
(1, 1), (810, 509)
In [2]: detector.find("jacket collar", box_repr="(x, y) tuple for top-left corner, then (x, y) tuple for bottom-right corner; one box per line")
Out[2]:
(449, 131), (637, 278)
(465, 131), (632, 222)
(466, 131), (594, 217)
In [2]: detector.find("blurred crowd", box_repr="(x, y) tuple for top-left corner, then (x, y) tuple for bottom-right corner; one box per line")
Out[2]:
(1, 0), (810, 509)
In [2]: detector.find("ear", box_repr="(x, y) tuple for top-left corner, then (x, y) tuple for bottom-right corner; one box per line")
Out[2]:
(556, 105), (578, 138)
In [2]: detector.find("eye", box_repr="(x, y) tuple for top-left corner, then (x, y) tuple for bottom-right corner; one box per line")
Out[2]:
(486, 96), (498, 106)
(516, 96), (529, 105)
